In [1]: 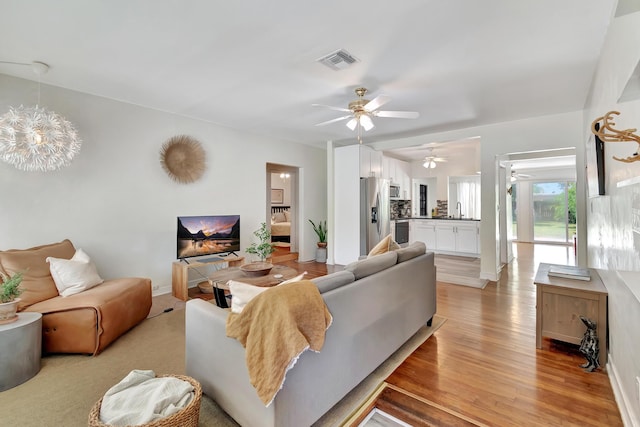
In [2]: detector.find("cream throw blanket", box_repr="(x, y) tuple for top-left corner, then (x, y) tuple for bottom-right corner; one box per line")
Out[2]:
(226, 280), (333, 406)
(99, 370), (194, 425)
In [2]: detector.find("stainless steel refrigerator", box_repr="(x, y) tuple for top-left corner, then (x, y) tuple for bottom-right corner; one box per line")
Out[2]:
(360, 177), (391, 255)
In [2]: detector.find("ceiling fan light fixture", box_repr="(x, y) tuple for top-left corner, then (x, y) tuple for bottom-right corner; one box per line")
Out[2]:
(423, 160), (436, 169)
(346, 118), (357, 131)
(360, 114), (374, 131)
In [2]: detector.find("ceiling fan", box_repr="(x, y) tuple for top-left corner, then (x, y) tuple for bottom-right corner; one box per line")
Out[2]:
(313, 87), (419, 133)
(422, 148), (447, 169)
(510, 170), (531, 181)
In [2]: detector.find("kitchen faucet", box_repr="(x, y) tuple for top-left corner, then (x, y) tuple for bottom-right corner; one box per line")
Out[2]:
(456, 201), (463, 219)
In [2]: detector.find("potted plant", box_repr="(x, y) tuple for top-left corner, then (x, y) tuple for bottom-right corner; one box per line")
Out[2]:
(243, 222), (276, 276)
(309, 219), (327, 248)
(0, 271), (23, 324)
(309, 219), (328, 263)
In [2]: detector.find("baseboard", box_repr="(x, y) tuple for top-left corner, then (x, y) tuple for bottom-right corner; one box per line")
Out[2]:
(608, 355), (639, 427)
(479, 271), (498, 281)
(152, 284), (172, 297)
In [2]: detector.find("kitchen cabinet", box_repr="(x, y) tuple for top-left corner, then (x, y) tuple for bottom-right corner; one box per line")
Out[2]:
(454, 222), (479, 254)
(435, 223), (456, 252)
(384, 156), (411, 199)
(410, 220), (436, 249)
(410, 219), (480, 256)
(360, 146), (383, 177)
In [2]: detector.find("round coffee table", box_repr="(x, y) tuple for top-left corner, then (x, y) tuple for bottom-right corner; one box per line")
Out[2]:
(208, 265), (300, 307)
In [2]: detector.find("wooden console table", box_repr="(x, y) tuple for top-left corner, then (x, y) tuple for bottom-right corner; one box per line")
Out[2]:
(534, 263), (608, 367)
(172, 255), (244, 301)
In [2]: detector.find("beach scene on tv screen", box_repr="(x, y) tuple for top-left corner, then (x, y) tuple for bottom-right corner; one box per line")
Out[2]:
(177, 215), (240, 258)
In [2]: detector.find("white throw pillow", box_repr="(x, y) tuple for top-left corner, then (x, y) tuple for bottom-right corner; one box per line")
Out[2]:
(229, 280), (270, 313)
(46, 248), (104, 297)
(229, 272), (307, 313)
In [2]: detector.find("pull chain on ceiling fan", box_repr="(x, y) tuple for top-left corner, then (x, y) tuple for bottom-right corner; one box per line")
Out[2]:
(313, 87), (419, 143)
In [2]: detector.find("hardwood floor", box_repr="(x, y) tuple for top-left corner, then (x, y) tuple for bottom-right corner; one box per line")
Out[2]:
(382, 242), (622, 426)
(180, 243), (622, 425)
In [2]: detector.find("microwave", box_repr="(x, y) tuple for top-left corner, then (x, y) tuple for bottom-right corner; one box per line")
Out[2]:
(390, 185), (400, 199)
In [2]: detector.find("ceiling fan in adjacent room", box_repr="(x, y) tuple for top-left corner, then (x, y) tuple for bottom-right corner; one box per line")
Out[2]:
(422, 148), (447, 169)
(313, 87), (419, 139)
(510, 170), (531, 181)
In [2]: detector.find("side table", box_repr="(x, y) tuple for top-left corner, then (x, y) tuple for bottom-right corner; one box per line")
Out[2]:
(534, 263), (608, 368)
(171, 255), (245, 301)
(0, 312), (42, 391)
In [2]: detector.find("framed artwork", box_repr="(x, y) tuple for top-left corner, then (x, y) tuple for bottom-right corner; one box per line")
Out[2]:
(586, 123), (606, 197)
(271, 188), (284, 204)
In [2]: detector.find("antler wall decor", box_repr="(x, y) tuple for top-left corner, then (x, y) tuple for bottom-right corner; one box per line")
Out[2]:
(591, 111), (640, 163)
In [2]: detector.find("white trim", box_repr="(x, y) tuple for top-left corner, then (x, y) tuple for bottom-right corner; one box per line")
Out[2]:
(608, 356), (639, 427)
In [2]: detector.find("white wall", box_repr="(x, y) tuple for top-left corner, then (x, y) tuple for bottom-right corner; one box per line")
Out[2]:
(409, 145), (479, 201)
(0, 74), (327, 294)
(371, 111), (584, 281)
(582, 10), (640, 426)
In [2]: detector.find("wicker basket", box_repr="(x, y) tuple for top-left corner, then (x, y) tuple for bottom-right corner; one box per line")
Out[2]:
(88, 374), (202, 427)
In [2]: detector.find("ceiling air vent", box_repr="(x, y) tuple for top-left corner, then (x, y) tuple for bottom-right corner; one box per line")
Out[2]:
(317, 49), (359, 71)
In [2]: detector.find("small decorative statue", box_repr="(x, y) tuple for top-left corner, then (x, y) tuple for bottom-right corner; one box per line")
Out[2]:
(578, 316), (600, 372)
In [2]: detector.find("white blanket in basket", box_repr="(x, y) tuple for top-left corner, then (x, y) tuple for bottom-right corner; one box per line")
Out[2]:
(100, 370), (194, 426)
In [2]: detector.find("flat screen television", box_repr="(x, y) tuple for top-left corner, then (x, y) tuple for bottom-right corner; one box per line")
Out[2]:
(177, 215), (240, 260)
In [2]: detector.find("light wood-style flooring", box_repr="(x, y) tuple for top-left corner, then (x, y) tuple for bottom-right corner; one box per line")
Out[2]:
(382, 242), (621, 426)
(162, 243), (622, 425)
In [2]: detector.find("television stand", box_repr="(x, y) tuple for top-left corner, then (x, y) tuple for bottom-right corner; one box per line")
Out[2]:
(171, 254), (245, 301)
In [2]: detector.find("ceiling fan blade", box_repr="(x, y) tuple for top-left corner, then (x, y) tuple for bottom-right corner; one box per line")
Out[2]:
(312, 104), (352, 113)
(315, 115), (353, 126)
(363, 95), (391, 112)
(375, 110), (419, 119)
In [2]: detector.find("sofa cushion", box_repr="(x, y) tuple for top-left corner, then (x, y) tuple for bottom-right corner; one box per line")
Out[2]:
(367, 234), (400, 257)
(24, 277), (152, 355)
(396, 241), (427, 263)
(47, 248), (104, 297)
(344, 251), (398, 280)
(311, 270), (355, 293)
(0, 239), (76, 310)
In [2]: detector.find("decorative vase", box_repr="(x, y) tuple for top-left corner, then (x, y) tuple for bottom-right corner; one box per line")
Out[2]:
(0, 298), (20, 325)
(240, 262), (274, 277)
(317, 242), (327, 248)
(316, 247), (327, 263)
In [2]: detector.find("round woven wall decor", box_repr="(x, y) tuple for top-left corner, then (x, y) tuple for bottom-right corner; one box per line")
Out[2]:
(159, 135), (206, 184)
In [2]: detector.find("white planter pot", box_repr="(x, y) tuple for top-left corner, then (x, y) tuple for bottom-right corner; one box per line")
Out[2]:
(0, 298), (20, 325)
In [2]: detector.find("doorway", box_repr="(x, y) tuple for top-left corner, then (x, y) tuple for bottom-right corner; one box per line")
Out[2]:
(266, 163), (299, 261)
(533, 181), (576, 244)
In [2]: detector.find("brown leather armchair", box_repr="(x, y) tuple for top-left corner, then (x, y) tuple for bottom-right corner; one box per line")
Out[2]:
(0, 239), (152, 355)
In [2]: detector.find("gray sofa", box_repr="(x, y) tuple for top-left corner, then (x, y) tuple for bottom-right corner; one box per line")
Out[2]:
(185, 241), (436, 427)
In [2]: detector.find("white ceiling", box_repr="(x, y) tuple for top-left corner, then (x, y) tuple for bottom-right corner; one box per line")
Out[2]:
(0, 1), (618, 159)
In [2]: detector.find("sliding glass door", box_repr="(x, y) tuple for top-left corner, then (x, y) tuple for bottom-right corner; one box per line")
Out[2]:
(533, 181), (576, 243)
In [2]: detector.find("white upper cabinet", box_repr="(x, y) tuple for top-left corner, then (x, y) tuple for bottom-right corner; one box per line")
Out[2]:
(359, 145), (383, 178)
(383, 156), (411, 199)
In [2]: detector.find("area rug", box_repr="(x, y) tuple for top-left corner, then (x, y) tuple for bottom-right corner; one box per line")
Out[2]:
(435, 254), (488, 289)
(0, 309), (445, 427)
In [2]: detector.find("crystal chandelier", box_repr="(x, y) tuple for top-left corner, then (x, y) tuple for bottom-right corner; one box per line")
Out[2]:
(0, 61), (82, 172)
